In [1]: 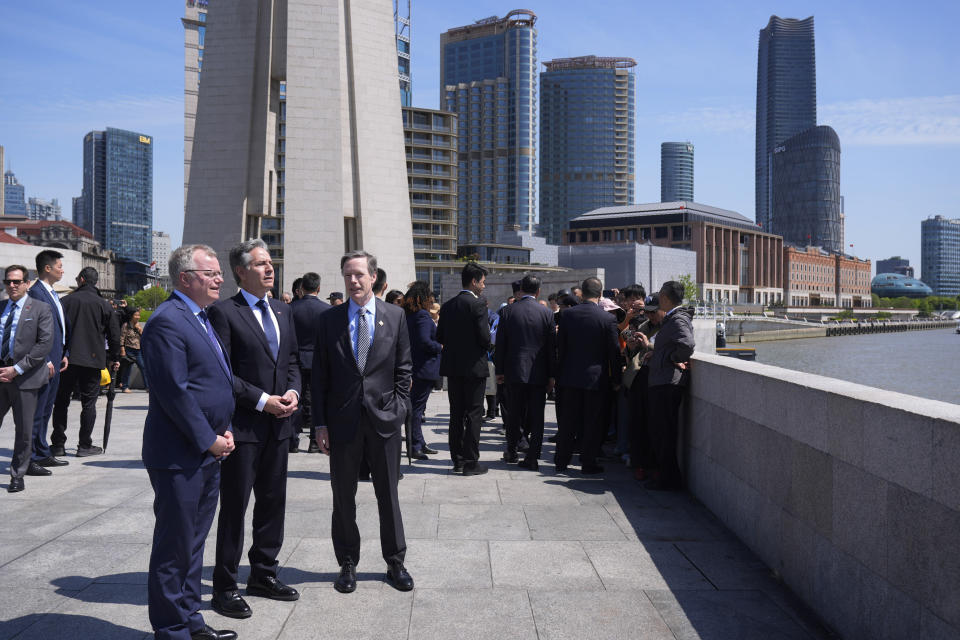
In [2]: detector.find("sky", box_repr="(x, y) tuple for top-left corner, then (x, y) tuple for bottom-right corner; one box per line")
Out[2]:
(1, 0), (958, 272)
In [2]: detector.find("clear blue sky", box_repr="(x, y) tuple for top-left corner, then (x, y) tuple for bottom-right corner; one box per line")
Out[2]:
(1, 0), (957, 272)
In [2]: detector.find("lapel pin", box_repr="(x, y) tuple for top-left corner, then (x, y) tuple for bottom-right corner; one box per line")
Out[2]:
(378, 320), (384, 327)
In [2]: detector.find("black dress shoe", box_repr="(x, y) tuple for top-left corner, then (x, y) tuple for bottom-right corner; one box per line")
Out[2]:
(422, 445), (438, 455)
(211, 590), (252, 619)
(191, 624), (237, 640)
(410, 450), (428, 461)
(386, 563), (414, 591)
(334, 559), (357, 593)
(581, 464), (605, 475)
(50, 445), (66, 457)
(307, 439), (321, 453)
(7, 477), (24, 493)
(35, 456), (68, 467)
(76, 445), (103, 457)
(247, 575), (299, 601)
(289, 438), (299, 453)
(461, 462), (488, 476)
(451, 462), (464, 474)
(518, 458), (539, 471)
(26, 462), (52, 476)
(502, 451), (519, 463)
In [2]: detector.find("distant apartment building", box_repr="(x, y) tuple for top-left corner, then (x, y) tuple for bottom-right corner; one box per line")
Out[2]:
(81, 128), (153, 264)
(441, 10), (538, 247)
(783, 245), (871, 307)
(402, 106), (458, 291)
(564, 201), (784, 305)
(152, 230), (172, 276)
(0, 145), (4, 215)
(921, 215), (960, 296)
(876, 256), (914, 278)
(661, 142), (694, 202)
(3, 170), (27, 217)
(27, 197), (62, 221)
(539, 55), (636, 244)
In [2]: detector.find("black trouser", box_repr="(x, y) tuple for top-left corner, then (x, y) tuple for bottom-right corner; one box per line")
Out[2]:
(446, 375), (485, 465)
(555, 387), (606, 468)
(505, 383), (546, 461)
(213, 436), (289, 592)
(329, 419), (405, 567)
(409, 377), (434, 452)
(629, 368), (656, 470)
(52, 364), (102, 449)
(647, 384), (685, 488)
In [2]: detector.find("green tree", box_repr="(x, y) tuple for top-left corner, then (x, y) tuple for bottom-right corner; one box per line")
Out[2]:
(871, 293), (881, 307)
(131, 286), (168, 311)
(670, 274), (698, 304)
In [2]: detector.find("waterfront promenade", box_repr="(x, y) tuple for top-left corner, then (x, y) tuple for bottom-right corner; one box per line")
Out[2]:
(0, 391), (830, 640)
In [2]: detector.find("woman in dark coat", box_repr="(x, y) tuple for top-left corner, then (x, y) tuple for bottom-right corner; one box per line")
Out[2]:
(403, 281), (441, 459)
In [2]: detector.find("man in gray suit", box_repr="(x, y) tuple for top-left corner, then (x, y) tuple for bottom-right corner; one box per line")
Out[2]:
(645, 280), (695, 491)
(0, 265), (54, 493)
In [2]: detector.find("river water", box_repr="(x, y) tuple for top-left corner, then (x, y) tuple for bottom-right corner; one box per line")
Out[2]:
(740, 328), (960, 405)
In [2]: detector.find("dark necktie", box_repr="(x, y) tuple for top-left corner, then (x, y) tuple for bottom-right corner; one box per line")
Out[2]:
(356, 309), (369, 373)
(1, 302), (15, 362)
(256, 300), (280, 360)
(198, 310), (229, 372)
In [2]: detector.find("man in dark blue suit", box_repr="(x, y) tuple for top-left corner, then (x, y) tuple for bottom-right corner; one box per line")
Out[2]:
(313, 250), (413, 594)
(208, 239), (301, 619)
(27, 250), (70, 470)
(289, 271), (331, 454)
(141, 244), (237, 640)
(494, 275), (556, 470)
(555, 277), (621, 475)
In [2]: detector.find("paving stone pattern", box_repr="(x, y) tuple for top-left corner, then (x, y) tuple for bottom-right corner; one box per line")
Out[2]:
(0, 391), (833, 639)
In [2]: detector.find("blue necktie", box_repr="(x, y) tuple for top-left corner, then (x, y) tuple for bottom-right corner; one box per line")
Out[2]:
(256, 300), (280, 360)
(1, 302), (15, 361)
(356, 309), (369, 373)
(198, 310), (229, 372)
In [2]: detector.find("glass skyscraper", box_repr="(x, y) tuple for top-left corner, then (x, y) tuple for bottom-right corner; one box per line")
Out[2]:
(3, 170), (27, 218)
(394, 0), (411, 106)
(539, 55), (636, 245)
(441, 10), (537, 246)
(921, 215), (960, 296)
(755, 16), (816, 231)
(82, 127), (153, 263)
(771, 125), (842, 252)
(661, 141), (694, 202)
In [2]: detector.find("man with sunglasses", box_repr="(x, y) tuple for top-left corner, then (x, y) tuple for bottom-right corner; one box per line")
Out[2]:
(0, 265), (54, 493)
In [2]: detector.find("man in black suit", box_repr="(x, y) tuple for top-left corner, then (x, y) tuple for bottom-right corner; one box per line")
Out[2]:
(1, 265), (54, 493)
(554, 277), (621, 475)
(290, 271), (330, 454)
(437, 262), (491, 475)
(142, 244), (237, 640)
(208, 239), (301, 619)
(27, 250), (70, 470)
(494, 275), (556, 471)
(313, 250), (413, 594)
(51, 267), (120, 457)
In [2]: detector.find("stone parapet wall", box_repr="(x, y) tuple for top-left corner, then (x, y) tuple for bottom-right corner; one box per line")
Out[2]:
(685, 353), (960, 639)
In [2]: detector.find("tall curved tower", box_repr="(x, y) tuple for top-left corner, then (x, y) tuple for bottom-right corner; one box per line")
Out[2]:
(755, 16), (816, 231)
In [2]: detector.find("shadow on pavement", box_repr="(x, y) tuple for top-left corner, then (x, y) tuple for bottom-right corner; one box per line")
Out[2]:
(51, 574), (149, 604)
(81, 459), (145, 469)
(0, 613), (149, 640)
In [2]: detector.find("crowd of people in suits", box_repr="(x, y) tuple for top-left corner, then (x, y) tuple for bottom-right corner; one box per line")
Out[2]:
(1, 243), (694, 640)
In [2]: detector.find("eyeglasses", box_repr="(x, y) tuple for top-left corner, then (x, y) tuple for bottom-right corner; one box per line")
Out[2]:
(2, 279), (24, 286)
(185, 270), (223, 279)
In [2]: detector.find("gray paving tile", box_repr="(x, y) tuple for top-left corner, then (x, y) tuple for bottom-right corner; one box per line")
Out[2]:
(0, 588), (74, 640)
(410, 588), (537, 640)
(524, 505), (626, 541)
(529, 590), (675, 640)
(646, 589), (817, 640)
(404, 539), (491, 589)
(438, 503), (530, 540)
(490, 541), (602, 590)
(605, 503), (722, 542)
(583, 540), (714, 590)
(422, 477), (501, 504)
(497, 479), (580, 506)
(278, 585), (411, 640)
(675, 539), (778, 590)
(0, 502), (108, 542)
(59, 506), (156, 544)
(0, 540), (145, 591)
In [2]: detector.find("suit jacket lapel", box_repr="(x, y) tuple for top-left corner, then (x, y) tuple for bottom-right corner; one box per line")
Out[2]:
(336, 303), (359, 373)
(367, 298), (391, 368)
(171, 296), (232, 381)
(233, 292), (274, 361)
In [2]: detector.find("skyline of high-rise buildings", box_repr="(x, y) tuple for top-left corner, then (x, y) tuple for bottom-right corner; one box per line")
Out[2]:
(539, 55), (636, 245)
(441, 10), (538, 247)
(921, 215), (960, 297)
(80, 127), (154, 264)
(660, 141), (694, 203)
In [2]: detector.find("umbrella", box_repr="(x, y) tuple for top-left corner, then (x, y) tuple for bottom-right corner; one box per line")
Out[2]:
(102, 368), (118, 452)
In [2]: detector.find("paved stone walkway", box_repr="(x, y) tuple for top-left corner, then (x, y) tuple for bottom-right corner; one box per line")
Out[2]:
(0, 390), (832, 639)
